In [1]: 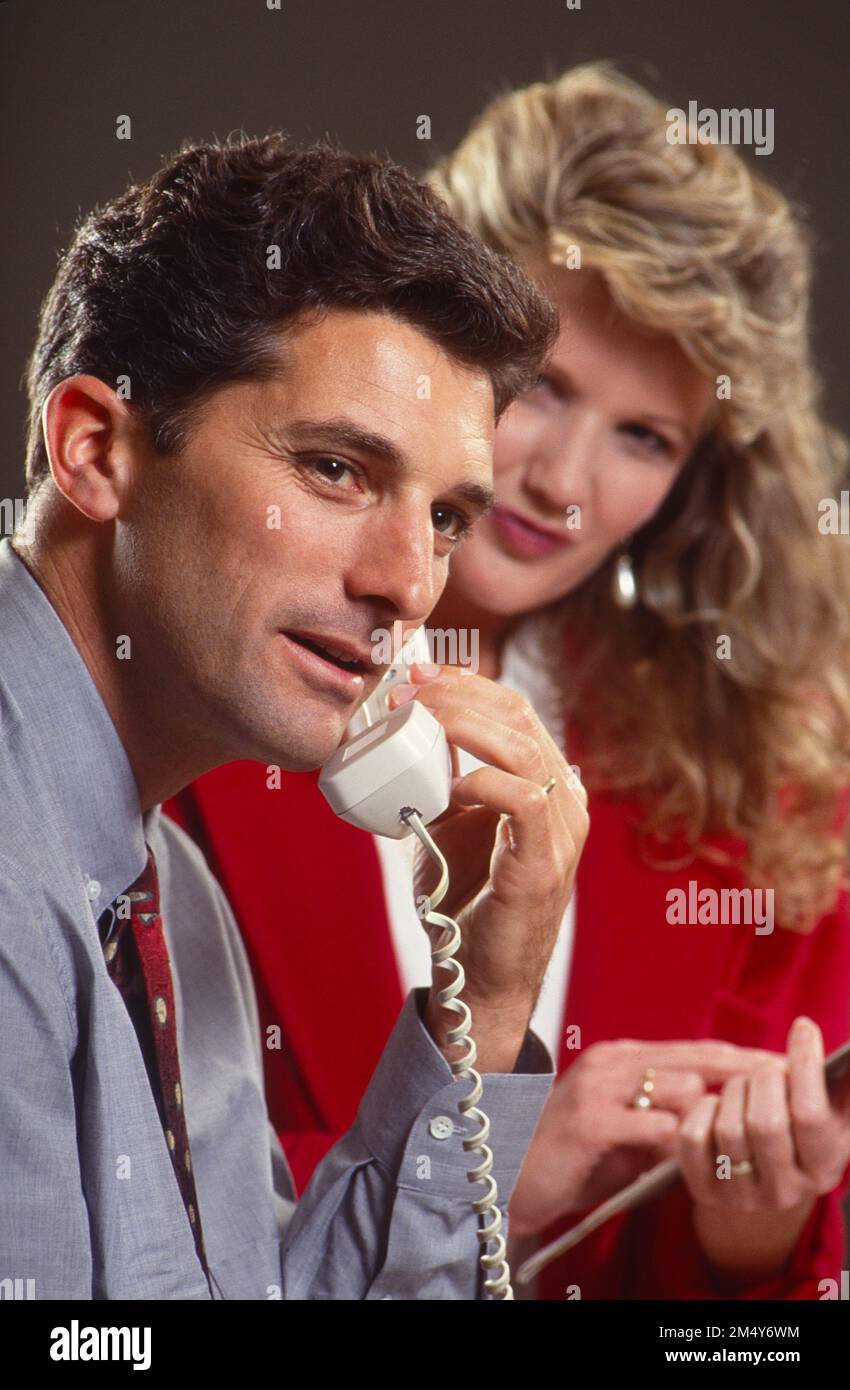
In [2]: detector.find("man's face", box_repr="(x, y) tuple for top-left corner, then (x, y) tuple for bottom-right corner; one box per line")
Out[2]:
(115, 308), (495, 770)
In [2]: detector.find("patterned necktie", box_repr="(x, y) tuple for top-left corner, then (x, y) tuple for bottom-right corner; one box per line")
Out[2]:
(100, 847), (212, 1286)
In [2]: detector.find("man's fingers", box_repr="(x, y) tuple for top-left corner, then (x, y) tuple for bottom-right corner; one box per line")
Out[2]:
(395, 687), (548, 780)
(450, 764), (581, 879)
(398, 685), (584, 854)
(399, 668), (579, 826)
(408, 682), (555, 767)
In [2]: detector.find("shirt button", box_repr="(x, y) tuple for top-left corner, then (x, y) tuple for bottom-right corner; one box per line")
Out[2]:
(85, 877), (101, 901)
(175, 1082), (182, 1108)
(429, 1115), (454, 1141)
(103, 941), (118, 963)
(166, 1129), (176, 1152)
(153, 996), (167, 1026)
(188, 1203), (196, 1225)
(184, 1149), (192, 1173)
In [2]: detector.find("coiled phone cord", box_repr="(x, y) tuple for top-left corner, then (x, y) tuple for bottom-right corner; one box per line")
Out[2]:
(400, 806), (514, 1301)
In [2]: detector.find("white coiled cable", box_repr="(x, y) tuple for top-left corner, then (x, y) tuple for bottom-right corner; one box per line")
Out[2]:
(400, 805), (513, 1300)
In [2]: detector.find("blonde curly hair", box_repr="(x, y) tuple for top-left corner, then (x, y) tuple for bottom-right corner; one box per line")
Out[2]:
(429, 61), (850, 931)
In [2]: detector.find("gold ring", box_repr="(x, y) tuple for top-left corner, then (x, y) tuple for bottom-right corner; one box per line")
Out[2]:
(542, 777), (557, 796)
(631, 1067), (656, 1110)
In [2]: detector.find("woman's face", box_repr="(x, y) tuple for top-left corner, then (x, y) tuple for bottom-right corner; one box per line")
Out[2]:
(448, 263), (716, 616)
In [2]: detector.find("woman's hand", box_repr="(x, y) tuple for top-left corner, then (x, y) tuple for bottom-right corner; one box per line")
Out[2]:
(508, 1037), (773, 1237)
(678, 1016), (850, 1281)
(387, 660), (589, 1074)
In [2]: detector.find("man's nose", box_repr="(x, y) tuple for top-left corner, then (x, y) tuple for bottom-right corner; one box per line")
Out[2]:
(348, 505), (439, 625)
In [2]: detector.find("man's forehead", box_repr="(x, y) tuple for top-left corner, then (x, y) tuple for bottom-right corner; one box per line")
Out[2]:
(251, 308), (496, 469)
(267, 307), (494, 413)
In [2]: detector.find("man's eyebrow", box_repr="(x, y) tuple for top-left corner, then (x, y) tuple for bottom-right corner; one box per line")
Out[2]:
(271, 416), (496, 515)
(452, 480), (496, 516)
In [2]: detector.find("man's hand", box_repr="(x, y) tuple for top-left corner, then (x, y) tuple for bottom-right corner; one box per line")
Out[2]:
(387, 661), (589, 1073)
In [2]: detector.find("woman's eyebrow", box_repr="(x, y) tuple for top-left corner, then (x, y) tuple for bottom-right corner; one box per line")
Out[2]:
(269, 415), (496, 515)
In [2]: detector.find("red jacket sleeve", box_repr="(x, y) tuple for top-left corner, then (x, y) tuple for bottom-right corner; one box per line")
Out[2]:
(539, 877), (850, 1300)
(619, 1169), (850, 1301)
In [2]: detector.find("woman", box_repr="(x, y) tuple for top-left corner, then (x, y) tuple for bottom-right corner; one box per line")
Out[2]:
(165, 62), (850, 1298)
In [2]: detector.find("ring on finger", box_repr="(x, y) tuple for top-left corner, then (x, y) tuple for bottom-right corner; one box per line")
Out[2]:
(631, 1067), (657, 1110)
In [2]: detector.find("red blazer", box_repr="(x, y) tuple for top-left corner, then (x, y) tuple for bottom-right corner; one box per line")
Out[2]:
(164, 762), (850, 1300)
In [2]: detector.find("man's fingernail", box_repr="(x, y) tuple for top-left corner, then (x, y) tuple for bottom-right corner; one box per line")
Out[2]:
(387, 684), (417, 707)
(410, 662), (441, 679)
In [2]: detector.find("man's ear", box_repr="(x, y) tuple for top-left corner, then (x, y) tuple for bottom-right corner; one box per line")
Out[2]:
(41, 374), (137, 522)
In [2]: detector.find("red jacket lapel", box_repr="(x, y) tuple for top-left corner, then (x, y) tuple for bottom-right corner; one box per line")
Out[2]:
(558, 789), (756, 1072)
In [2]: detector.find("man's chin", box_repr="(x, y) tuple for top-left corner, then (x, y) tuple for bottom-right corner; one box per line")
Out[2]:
(257, 706), (352, 774)
(222, 663), (371, 771)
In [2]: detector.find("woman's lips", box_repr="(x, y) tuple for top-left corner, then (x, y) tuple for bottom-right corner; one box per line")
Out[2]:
(490, 505), (576, 557)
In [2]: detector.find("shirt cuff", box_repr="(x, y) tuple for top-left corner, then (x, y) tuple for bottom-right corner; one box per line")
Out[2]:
(357, 987), (555, 1205)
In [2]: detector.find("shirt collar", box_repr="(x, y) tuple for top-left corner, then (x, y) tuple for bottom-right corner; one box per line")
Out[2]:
(0, 538), (149, 914)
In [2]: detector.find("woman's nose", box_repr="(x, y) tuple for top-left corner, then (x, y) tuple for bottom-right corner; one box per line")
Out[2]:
(522, 414), (599, 515)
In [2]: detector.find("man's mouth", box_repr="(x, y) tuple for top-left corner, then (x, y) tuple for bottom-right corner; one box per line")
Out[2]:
(282, 629), (372, 675)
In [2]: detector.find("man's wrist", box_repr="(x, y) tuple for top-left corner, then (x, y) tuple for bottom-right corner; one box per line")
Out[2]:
(424, 987), (535, 1073)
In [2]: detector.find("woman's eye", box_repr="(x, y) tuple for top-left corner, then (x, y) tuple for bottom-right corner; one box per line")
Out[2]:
(432, 506), (472, 544)
(621, 424), (674, 456)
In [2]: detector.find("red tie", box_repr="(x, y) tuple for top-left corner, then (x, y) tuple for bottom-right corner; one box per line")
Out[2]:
(101, 847), (212, 1286)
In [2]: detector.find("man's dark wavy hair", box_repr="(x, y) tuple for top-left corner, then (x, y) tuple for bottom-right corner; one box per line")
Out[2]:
(21, 132), (558, 495)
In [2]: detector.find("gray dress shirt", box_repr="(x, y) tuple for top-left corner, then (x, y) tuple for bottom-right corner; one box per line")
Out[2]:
(0, 537), (554, 1300)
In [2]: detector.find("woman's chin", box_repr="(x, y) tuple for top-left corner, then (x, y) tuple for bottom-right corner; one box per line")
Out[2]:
(451, 552), (565, 617)
(462, 586), (548, 621)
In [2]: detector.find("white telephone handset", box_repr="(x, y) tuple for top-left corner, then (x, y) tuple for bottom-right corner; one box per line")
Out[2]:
(317, 627), (452, 839)
(317, 626), (513, 1298)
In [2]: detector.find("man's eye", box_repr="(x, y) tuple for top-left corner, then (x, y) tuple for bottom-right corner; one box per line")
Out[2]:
(307, 455), (356, 483)
(432, 506), (473, 544)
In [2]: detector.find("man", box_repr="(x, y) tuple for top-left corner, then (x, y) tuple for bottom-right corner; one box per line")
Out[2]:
(0, 135), (588, 1299)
